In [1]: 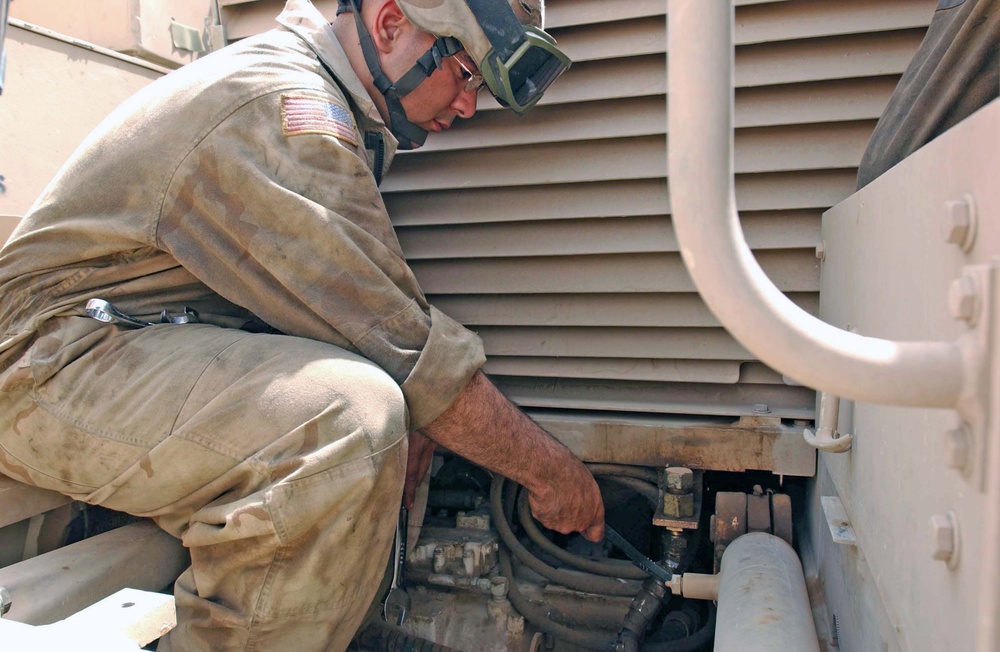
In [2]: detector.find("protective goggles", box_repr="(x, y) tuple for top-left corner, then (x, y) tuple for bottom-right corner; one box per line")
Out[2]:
(461, 0), (570, 114)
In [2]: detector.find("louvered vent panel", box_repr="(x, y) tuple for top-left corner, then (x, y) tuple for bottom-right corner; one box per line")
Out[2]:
(221, 0), (935, 420)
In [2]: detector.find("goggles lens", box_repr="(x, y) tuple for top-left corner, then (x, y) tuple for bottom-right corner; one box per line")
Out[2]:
(480, 27), (570, 115)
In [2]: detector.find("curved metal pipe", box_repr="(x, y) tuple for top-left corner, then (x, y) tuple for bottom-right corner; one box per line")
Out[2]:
(666, 0), (965, 409)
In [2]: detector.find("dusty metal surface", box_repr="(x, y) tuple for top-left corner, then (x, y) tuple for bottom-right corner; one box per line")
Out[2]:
(0, 521), (188, 625)
(0, 23), (162, 219)
(0, 476), (70, 530)
(10, 0), (216, 67)
(535, 412), (815, 476)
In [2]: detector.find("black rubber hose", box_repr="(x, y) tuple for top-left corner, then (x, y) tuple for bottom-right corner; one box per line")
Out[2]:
(585, 463), (660, 484)
(489, 476), (643, 597)
(600, 475), (661, 509)
(642, 604), (717, 652)
(498, 545), (616, 651)
(615, 577), (671, 652)
(515, 489), (648, 580)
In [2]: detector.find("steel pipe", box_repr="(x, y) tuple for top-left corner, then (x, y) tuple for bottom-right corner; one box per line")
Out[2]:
(666, 0), (966, 409)
(714, 533), (820, 652)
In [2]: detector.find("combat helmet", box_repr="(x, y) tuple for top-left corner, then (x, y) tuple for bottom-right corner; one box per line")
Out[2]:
(338, 0), (570, 148)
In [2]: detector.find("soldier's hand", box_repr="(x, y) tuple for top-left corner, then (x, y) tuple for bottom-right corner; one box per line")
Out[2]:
(403, 430), (436, 509)
(527, 461), (605, 543)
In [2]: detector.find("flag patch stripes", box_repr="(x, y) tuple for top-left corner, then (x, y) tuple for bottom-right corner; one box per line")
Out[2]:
(281, 94), (358, 146)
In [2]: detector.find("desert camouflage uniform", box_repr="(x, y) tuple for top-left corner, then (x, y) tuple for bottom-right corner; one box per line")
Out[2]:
(0, 1), (485, 649)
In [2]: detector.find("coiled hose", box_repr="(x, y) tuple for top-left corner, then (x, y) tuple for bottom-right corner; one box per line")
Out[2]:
(490, 465), (716, 652)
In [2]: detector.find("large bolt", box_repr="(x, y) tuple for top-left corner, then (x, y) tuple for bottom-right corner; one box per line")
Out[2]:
(665, 467), (694, 493)
(930, 512), (959, 567)
(663, 467), (695, 518)
(0, 586), (10, 617)
(490, 576), (509, 603)
(942, 197), (976, 252)
(944, 426), (970, 471)
(949, 274), (979, 325)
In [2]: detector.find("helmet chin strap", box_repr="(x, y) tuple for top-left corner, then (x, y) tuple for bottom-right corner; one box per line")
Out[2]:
(340, 0), (464, 150)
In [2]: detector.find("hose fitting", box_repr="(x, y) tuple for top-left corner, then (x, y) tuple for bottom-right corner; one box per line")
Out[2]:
(615, 576), (671, 652)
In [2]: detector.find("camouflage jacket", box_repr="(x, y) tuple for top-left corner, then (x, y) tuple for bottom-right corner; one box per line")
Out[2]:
(0, 0), (485, 429)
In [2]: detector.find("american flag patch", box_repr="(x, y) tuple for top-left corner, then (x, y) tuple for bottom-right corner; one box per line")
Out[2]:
(281, 94), (358, 147)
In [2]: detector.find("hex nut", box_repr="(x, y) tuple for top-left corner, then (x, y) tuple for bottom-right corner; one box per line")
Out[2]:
(944, 426), (970, 471)
(665, 467), (694, 493)
(949, 275), (979, 324)
(942, 200), (971, 245)
(663, 493), (695, 518)
(930, 513), (957, 564)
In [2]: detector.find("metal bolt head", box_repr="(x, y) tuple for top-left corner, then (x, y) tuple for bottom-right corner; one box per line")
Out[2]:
(942, 199), (971, 245)
(0, 586), (10, 617)
(949, 275), (979, 324)
(752, 403), (771, 415)
(665, 467), (694, 493)
(490, 576), (509, 600)
(930, 513), (957, 563)
(944, 426), (970, 471)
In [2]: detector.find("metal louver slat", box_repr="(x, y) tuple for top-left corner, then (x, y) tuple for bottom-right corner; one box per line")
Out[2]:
(497, 377), (817, 419)
(423, 77), (897, 152)
(397, 210), (820, 259)
(409, 250), (818, 294)
(384, 124), (871, 192)
(386, 171), (858, 226)
(429, 293), (819, 328)
(484, 357), (743, 384)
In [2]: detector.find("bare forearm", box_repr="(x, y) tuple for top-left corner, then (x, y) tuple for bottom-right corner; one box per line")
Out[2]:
(422, 370), (604, 540)
(423, 371), (571, 490)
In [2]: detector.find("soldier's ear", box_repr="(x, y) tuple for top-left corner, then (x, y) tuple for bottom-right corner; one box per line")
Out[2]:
(371, 0), (409, 55)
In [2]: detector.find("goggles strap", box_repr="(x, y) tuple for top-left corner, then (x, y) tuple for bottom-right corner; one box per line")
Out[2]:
(462, 0), (526, 61)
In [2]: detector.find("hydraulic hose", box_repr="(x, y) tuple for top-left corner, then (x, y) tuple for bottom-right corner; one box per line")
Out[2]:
(498, 545), (616, 651)
(615, 577), (671, 652)
(515, 488), (649, 580)
(490, 476), (643, 596)
(643, 604), (717, 652)
(492, 468), (716, 651)
(585, 464), (660, 484)
(601, 475), (661, 509)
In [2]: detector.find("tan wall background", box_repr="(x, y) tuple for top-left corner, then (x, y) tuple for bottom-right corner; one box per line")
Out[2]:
(0, 23), (163, 236)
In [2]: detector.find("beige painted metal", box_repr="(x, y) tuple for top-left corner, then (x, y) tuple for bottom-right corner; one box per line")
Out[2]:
(536, 412), (815, 476)
(0, 521), (189, 625)
(817, 99), (1000, 652)
(0, 476), (70, 530)
(9, 0), (218, 67)
(0, 588), (176, 651)
(667, 0), (966, 409)
(0, 22), (163, 220)
(714, 533), (821, 652)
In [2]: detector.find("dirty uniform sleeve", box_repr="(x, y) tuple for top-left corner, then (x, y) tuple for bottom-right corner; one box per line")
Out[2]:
(156, 90), (485, 429)
(856, 0), (999, 189)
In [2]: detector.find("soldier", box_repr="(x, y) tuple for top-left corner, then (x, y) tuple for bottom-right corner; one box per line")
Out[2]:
(0, 0), (604, 650)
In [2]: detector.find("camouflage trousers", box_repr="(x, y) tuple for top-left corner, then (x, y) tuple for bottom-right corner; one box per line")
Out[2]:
(0, 316), (408, 651)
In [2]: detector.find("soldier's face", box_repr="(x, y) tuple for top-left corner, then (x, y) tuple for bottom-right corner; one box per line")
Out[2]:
(388, 25), (479, 133)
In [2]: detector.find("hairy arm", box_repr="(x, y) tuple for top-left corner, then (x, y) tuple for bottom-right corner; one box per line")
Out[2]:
(421, 370), (605, 542)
